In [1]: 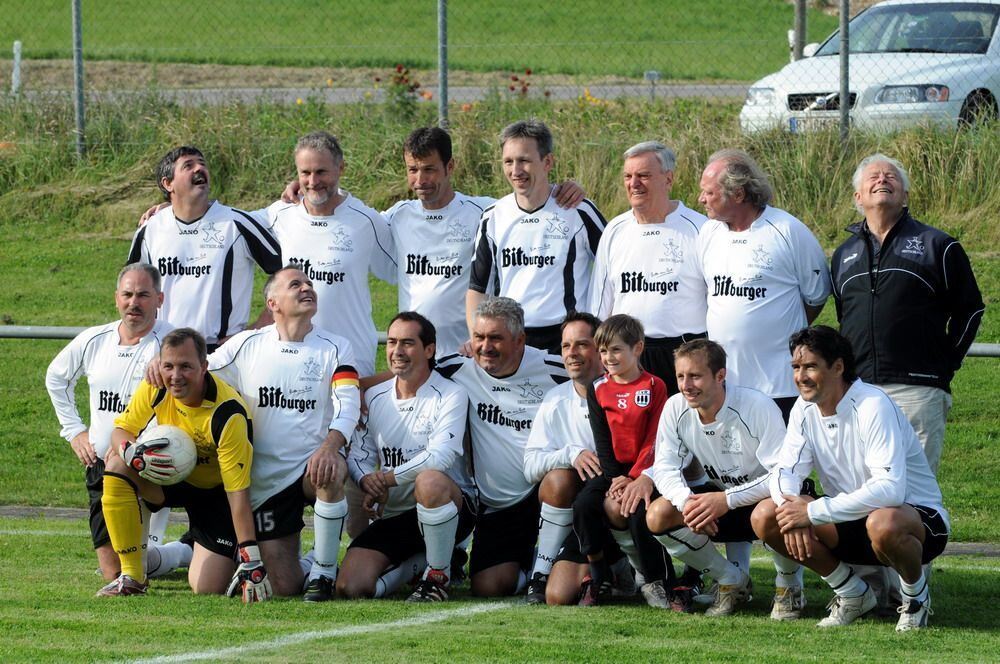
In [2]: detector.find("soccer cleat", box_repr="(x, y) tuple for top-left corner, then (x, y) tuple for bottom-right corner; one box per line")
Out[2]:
(705, 575), (753, 617)
(610, 558), (638, 597)
(817, 586), (877, 627)
(669, 585), (697, 613)
(303, 575), (335, 602)
(96, 574), (148, 597)
(895, 597), (933, 632)
(640, 580), (673, 609)
(676, 567), (704, 597)
(578, 576), (612, 607)
(407, 569), (450, 603)
(450, 546), (469, 586)
(693, 581), (718, 605)
(770, 586), (807, 621)
(525, 572), (548, 605)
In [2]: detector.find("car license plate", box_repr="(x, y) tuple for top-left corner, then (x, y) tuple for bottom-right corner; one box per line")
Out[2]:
(789, 116), (844, 133)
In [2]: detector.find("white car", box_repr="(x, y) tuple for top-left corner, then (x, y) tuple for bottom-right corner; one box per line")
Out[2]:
(740, 0), (1000, 132)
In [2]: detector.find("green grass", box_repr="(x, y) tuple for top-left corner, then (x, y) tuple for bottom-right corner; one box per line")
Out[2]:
(1, 516), (998, 662)
(2, 0), (839, 80)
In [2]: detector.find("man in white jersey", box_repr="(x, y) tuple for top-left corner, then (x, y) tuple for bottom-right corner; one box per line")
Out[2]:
(752, 326), (950, 631)
(591, 141), (708, 394)
(208, 266), (358, 601)
(697, 149), (830, 421)
(338, 312), (475, 602)
(467, 120), (605, 355)
(46, 263), (191, 581)
(437, 297), (568, 597)
(129, 146), (283, 351)
(645, 339), (805, 618)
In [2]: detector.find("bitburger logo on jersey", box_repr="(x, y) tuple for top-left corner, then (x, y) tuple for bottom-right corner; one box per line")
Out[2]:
(475, 403), (533, 432)
(620, 271), (679, 295)
(405, 252), (464, 279)
(258, 386), (317, 413)
(501, 246), (556, 268)
(288, 257), (346, 285)
(97, 390), (127, 413)
(157, 256), (211, 278)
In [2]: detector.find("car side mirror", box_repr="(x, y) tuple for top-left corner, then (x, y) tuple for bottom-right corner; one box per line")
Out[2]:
(803, 43), (820, 57)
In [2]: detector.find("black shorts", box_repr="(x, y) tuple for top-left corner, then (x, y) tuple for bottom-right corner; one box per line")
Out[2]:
(85, 459), (110, 549)
(253, 476), (310, 542)
(642, 333), (707, 397)
(830, 505), (949, 566)
(470, 488), (541, 576)
(349, 494), (477, 566)
(553, 529), (625, 566)
(689, 484), (757, 543)
(154, 482), (238, 558)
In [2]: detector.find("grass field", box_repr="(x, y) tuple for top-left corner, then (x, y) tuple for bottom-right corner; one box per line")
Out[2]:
(2, 0), (839, 81)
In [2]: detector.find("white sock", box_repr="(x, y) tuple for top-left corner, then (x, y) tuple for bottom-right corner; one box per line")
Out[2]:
(417, 502), (459, 576)
(146, 541), (193, 578)
(147, 508), (170, 545)
(610, 527), (643, 574)
(374, 553), (426, 598)
(311, 498), (347, 581)
(300, 549), (316, 580)
(823, 562), (868, 598)
(533, 503), (573, 578)
(899, 571), (929, 604)
(654, 527), (742, 585)
(725, 541), (752, 572)
(770, 549), (803, 588)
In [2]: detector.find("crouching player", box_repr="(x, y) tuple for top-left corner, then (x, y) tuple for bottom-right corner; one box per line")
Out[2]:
(98, 328), (269, 602)
(339, 312), (476, 602)
(645, 339), (804, 617)
(753, 327), (949, 630)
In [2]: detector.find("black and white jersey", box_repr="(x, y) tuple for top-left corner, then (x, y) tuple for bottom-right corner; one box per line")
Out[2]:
(523, 380), (594, 484)
(128, 201), (282, 345)
(45, 320), (173, 458)
(208, 325), (360, 509)
(590, 202), (708, 337)
(348, 372), (474, 517)
(770, 380), (948, 529)
(436, 347), (568, 510)
(646, 385), (785, 511)
(469, 191), (605, 327)
(698, 206), (830, 398)
(384, 192), (493, 357)
(259, 193), (396, 376)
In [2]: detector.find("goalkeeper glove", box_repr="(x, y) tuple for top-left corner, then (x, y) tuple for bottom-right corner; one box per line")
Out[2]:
(226, 541), (272, 603)
(120, 437), (177, 483)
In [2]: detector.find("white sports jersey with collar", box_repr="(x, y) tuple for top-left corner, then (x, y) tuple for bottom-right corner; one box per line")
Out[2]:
(646, 384), (785, 512)
(208, 325), (360, 509)
(590, 202), (708, 337)
(698, 206), (830, 398)
(469, 192), (605, 328)
(347, 372), (474, 517)
(259, 193), (396, 376)
(436, 346), (568, 510)
(523, 379), (594, 484)
(128, 201), (282, 345)
(770, 379), (948, 530)
(46, 319), (173, 457)
(384, 192), (494, 357)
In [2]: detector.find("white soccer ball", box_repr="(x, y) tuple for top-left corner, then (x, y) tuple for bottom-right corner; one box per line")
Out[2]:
(136, 424), (198, 486)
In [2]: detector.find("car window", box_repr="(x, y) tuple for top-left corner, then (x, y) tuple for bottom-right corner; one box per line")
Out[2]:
(815, 2), (999, 56)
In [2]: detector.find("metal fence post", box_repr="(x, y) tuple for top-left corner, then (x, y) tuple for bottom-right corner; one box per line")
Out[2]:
(839, 0), (850, 143)
(792, 0), (806, 61)
(71, 0), (86, 158)
(11, 41), (22, 95)
(437, 0), (448, 128)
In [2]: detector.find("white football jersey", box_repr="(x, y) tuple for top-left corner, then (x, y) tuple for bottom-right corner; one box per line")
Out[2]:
(646, 385), (785, 511)
(698, 206), (830, 398)
(437, 347), (568, 510)
(260, 193), (396, 376)
(523, 379), (595, 484)
(46, 320), (173, 457)
(384, 192), (494, 356)
(469, 191), (605, 328)
(128, 201), (282, 345)
(208, 325), (360, 509)
(348, 372), (474, 517)
(771, 380), (948, 529)
(590, 202), (708, 337)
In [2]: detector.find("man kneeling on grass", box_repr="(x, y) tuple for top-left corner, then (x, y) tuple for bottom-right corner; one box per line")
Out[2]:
(752, 326), (949, 630)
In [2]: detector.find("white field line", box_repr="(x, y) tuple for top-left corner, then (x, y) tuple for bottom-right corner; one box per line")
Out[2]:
(0, 529), (88, 537)
(127, 601), (513, 663)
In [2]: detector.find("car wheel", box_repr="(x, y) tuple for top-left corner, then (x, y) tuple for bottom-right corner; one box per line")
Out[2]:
(959, 90), (998, 127)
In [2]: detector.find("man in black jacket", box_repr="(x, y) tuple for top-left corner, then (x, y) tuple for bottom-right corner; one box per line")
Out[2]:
(831, 154), (984, 475)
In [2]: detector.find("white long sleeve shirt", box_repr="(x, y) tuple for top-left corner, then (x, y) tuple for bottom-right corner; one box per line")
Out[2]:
(523, 380), (595, 484)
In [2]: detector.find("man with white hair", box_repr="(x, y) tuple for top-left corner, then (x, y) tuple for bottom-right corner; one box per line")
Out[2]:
(831, 154), (983, 475)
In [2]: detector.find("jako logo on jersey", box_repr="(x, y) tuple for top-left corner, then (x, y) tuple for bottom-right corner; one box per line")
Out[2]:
(406, 254), (463, 278)
(704, 464), (749, 486)
(258, 386), (317, 412)
(491, 386), (511, 392)
(310, 221), (328, 227)
(732, 239), (747, 245)
(712, 275), (767, 301)
(642, 230), (660, 236)
(620, 272), (679, 295)
(522, 217), (541, 224)
(476, 403), (532, 432)
(704, 430), (716, 436)
(178, 228), (200, 235)
(634, 389), (651, 407)
(158, 257), (211, 277)
(501, 247), (556, 268)
(289, 258), (346, 285)
(426, 215), (443, 221)
(97, 390), (126, 413)
(281, 347), (299, 354)
(117, 351), (134, 358)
